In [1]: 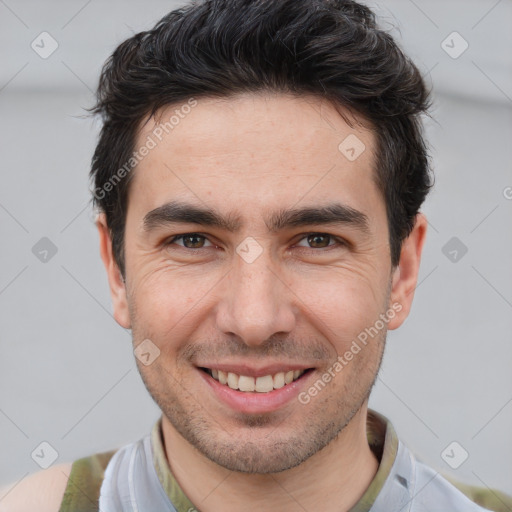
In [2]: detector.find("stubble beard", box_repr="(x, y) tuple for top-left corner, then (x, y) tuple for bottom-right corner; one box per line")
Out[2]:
(134, 330), (386, 474)
(126, 275), (390, 474)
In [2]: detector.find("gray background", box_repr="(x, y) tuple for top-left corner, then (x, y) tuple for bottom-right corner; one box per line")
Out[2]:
(1, 0), (511, 499)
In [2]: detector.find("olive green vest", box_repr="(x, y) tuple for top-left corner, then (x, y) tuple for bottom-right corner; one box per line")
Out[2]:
(58, 414), (512, 512)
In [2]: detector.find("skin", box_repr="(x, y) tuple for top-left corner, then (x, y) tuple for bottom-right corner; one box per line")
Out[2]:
(0, 463), (72, 512)
(1, 92), (426, 512)
(97, 92), (427, 511)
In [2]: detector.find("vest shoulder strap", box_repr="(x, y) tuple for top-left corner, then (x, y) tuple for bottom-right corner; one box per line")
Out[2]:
(58, 449), (117, 512)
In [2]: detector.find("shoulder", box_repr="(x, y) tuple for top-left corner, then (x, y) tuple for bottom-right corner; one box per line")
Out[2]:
(0, 463), (73, 512)
(0, 449), (117, 512)
(445, 474), (512, 512)
(413, 460), (499, 511)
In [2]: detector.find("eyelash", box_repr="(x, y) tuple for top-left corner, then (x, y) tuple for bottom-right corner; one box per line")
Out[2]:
(164, 232), (347, 252)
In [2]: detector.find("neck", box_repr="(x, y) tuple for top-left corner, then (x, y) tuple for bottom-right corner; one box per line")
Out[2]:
(161, 404), (379, 512)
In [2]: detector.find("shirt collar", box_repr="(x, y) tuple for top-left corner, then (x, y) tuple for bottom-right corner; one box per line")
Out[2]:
(150, 408), (399, 512)
(348, 408), (400, 511)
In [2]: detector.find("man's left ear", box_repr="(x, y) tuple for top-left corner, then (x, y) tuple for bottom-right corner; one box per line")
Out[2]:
(387, 212), (428, 330)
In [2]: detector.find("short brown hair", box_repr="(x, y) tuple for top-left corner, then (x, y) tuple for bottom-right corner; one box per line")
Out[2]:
(90, 0), (433, 277)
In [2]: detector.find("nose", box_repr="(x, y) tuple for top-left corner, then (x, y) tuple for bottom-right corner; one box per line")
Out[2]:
(215, 248), (296, 347)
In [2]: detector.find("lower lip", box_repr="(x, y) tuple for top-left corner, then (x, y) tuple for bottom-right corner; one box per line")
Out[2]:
(198, 368), (314, 414)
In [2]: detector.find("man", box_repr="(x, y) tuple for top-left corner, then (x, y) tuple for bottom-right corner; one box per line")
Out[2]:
(1, 0), (510, 511)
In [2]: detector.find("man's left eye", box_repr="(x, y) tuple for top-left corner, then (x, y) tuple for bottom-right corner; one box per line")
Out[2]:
(295, 233), (343, 249)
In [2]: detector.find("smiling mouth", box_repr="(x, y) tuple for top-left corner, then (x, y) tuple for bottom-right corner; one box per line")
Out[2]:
(199, 367), (313, 393)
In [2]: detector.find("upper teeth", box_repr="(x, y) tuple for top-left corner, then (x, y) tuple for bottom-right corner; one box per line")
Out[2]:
(210, 369), (306, 393)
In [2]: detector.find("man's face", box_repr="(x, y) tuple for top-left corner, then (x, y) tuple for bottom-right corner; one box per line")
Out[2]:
(103, 93), (411, 473)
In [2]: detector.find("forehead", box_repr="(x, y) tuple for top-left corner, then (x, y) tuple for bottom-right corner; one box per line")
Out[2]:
(130, 93), (381, 223)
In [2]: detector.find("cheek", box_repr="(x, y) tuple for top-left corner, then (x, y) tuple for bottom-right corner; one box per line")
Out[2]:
(294, 269), (387, 346)
(129, 267), (219, 338)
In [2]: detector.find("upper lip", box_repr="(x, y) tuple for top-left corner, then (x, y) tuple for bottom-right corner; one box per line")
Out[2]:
(197, 363), (314, 378)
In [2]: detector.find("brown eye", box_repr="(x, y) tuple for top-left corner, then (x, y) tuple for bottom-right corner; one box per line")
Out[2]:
(168, 233), (213, 249)
(182, 234), (205, 248)
(304, 233), (333, 248)
(294, 233), (347, 252)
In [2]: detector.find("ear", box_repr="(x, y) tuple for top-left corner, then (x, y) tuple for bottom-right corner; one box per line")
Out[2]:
(387, 212), (428, 330)
(96, 212), (131, 329)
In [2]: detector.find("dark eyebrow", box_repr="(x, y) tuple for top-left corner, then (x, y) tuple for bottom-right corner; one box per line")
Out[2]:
(143, 201), (242, 232)
(142, 201), (370, 235)
(266, 204), (371, 235)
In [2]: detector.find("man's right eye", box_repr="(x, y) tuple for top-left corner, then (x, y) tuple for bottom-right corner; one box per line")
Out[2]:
(166, 233), (214, 249)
